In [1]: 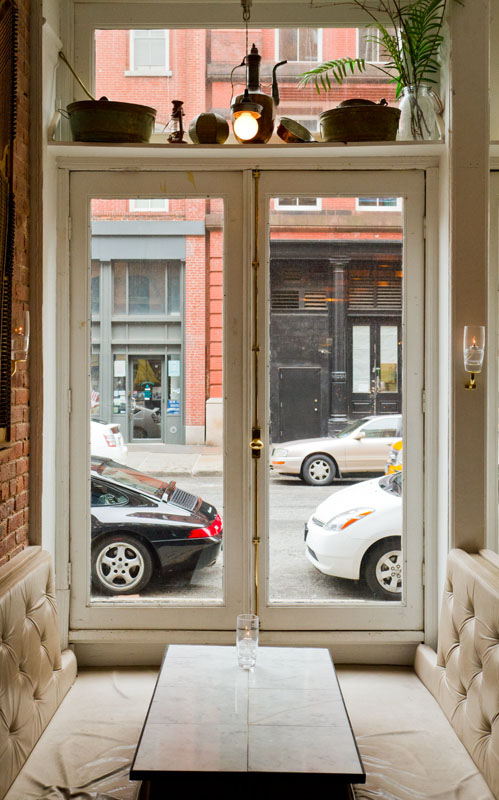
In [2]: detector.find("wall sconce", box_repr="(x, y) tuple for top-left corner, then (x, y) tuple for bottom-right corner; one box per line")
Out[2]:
(463, 325), (485, 390)
(11, 310), (29, 375)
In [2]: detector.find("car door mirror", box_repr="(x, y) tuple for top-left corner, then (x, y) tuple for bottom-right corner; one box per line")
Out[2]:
(353, 431), (366, 440)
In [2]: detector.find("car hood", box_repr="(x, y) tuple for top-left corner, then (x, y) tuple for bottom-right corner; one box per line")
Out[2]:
(310, 476), (401, 525)
(273, 437), (336, 451)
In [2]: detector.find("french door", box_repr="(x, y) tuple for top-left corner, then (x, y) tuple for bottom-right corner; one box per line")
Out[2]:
(349, 319), (402, 419)
(69, 168), (424, 635)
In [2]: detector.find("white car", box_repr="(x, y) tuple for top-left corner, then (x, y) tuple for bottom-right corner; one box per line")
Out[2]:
(305, 472), (402, 600)
(91, 419), (128, 463)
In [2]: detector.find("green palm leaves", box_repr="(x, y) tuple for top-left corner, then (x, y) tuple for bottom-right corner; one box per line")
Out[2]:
(299, 0), (458, 98)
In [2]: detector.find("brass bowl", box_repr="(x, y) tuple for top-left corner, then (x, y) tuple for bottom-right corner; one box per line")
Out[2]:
(277, 117), (316, 143)
(67, 99), (157, 143)
(319, 99), (400, 143)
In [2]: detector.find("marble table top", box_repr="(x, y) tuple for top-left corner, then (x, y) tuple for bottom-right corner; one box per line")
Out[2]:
(131, 645), (365, 781)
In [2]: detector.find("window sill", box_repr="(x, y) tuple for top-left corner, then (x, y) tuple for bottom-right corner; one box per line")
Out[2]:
(124, 69), (172, 77)
(49, 139), (445, 169)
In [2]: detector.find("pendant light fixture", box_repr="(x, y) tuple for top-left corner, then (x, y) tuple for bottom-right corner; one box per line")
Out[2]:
(230, 0), (263, 141)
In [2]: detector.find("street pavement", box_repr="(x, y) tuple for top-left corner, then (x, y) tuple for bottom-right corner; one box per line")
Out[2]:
(127, 443), (223, 476)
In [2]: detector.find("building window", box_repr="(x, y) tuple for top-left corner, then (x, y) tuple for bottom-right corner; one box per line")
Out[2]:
(129, 198), (169, 213)
(112, 260), (181, 315)
(357, 27), (394, 63)
(357, 197), (402, 211)
(275, 28), (322, 62)
(275, 197), (322, 211)
(126, 29), (171, 76)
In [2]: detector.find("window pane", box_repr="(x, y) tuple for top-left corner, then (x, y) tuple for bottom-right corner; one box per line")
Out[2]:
(167, 263), (181, 314)
(268, 195), (403, 603)
(91, 261), (100, 314)
(352, 326), (370, 393)
(90, 197), (224, 604)
(113, 354), (127, 414)
(279, 28), (298, 60)
(128, 262), (165, 314)
(298, 28), (319, 61)
(379, 325), (398, 392)
(113, 262), (127, 314)
(94, 27), (398, 137)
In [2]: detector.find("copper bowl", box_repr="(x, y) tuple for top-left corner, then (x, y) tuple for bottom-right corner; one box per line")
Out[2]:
(277, 117), (316, 144)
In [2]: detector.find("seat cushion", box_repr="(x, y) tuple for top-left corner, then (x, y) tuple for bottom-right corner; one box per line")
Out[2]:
(337, 665), (495, 800)
(4, 667), (157, 800)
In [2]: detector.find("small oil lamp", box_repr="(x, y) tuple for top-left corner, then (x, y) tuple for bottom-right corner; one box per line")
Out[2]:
(167, 99), (187, 144)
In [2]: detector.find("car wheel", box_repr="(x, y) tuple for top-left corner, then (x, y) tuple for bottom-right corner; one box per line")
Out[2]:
(363, 537), (402, 600)
(133, 426), (147, 439)
(92, 534), (153, 595)
(302, 455), (337, 486)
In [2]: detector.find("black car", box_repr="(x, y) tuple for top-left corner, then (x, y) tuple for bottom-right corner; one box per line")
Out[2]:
(90, 456), (222, 595)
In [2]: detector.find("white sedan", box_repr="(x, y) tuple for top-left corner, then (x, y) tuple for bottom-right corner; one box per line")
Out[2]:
(305, 472), (402, 600)
(271, 415), (402, 486)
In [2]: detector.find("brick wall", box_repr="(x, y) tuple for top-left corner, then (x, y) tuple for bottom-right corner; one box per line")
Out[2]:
(0, 0), (30, 566)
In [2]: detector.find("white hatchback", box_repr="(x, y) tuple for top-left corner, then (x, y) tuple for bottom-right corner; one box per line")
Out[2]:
(305, 472), (402, 600)
(91, 419), (128, 463)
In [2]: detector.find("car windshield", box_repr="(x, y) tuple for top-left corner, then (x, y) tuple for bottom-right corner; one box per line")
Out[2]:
(379, 472), (402, 497)
(91, 458), (169, 498)
(334, 418), (369, 439)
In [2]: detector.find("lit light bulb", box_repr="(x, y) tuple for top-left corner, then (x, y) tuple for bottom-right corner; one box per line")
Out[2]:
(233, 112), (259, 141)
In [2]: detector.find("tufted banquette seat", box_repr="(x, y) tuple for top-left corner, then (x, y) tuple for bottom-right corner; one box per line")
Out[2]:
(417, 549), (499, 796)
(338, 548), (499, 800)
(0, 547), (77, 798)
(1, 546), (498, 799)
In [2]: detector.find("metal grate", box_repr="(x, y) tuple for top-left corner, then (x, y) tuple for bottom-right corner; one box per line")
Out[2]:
(349, 266), (401, 311)
(272, 289), (300, 310)
(304, 292), (328, 310)
(170, 488), (198, 512)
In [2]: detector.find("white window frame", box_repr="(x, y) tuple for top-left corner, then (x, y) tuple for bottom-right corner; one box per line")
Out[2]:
(258, 169), (425, 633)
(65, 163), (427, 639)
(356, 197), (403, 211)
(275, 28), (323, 63)
(69, 169), (248, 633)
(129, 198), (169, 213)
(274, 196), (323, 211)
(125, 29), (171, 76)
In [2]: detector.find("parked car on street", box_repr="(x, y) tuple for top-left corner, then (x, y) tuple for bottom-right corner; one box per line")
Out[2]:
(91, 457), (223, 596)
(91, 419), (128, 462)
(385, 439), (403, 474)
(304, 472), (402, 600)
(271, 415), (402, 485)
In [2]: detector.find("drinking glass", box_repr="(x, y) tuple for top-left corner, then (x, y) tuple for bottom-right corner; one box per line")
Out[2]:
(236, 614), (259, 669)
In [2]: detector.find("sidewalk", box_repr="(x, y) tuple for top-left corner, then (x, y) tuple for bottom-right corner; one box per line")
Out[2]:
(126, 444), (223, 477)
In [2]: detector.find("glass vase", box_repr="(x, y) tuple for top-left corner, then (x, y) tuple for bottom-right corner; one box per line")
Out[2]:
(397, 85), (440, 141)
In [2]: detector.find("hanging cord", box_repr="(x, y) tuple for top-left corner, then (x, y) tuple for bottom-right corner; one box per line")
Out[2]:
(242, 0), (251, 57)
(230, 0), (252, 103)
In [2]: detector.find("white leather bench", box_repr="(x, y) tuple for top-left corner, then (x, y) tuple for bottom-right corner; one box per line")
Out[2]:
(0, 548), (156, 800)
(1, 546), (498, 799)
(338, 549), (499, 800)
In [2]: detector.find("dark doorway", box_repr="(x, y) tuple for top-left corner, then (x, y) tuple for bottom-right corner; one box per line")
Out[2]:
(276, 367), (321, 442)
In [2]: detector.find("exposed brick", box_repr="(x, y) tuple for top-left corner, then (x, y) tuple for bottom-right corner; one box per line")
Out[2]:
(1, 0), (30, 564)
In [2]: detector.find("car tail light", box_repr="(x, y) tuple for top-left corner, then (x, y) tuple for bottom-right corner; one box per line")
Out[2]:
(104, 433), (117, 447)
(188, 513), (222, 539)
(110, 426), (120, 434)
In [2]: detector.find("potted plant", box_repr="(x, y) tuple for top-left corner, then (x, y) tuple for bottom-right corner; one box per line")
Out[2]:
(299, 0), (460, 141)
